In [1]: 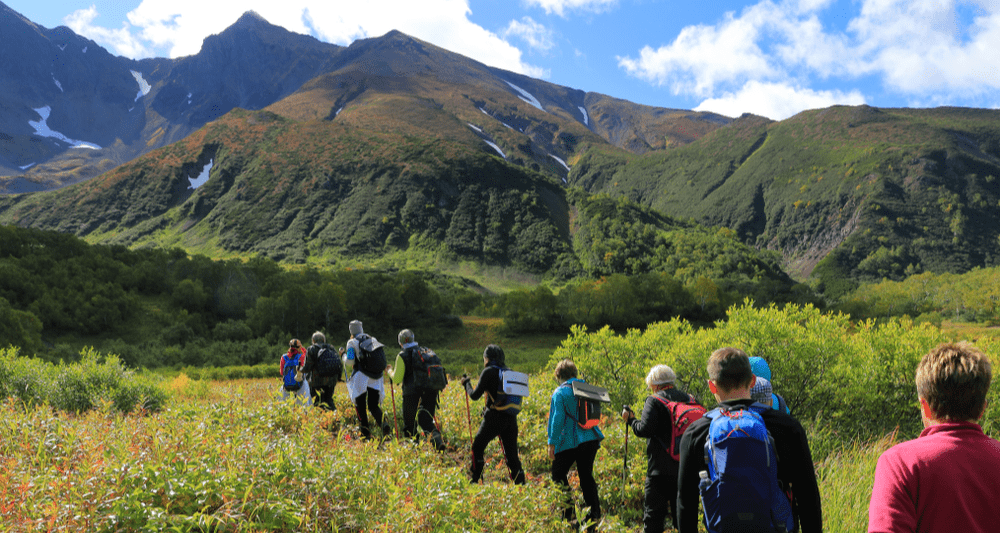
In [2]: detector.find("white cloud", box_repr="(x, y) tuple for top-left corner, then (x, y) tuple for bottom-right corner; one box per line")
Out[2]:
(619, 0), (1000, 117)
(617, 6), (777, 97)
(64, 0), (545, 78)
(503, 17), (556, 52)
(695, 80), (867, 120)
(65, 6), (153, 58)
(523, 0), (619, 17)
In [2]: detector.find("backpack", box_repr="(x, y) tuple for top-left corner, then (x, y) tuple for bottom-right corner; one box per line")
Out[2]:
(410, 346), (448, 391)
(353, 334), (387, 379)
(314, 344), (342, 380)
(492, 368), (529, 415)
(699, 404), (795, 533)
(652, 393), (707, 461)
(566, 381), (611, 430)
(282, 351), (303, 391)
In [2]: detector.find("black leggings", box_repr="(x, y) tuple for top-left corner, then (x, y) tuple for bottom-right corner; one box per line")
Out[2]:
(552, 439), (601, 522)
(470, 410), (525, 484)
(353, 387), (384, 439)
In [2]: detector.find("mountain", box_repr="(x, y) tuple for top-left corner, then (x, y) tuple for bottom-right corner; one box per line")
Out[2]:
(569, 106), (1000, 292)
(0, 4), (729, 193)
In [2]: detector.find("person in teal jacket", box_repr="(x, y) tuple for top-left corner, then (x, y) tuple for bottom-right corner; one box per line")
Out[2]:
(547, 359), (604, 529)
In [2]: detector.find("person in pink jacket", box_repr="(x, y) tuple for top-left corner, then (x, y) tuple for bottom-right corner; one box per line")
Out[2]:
(868, 341), (1000, 533)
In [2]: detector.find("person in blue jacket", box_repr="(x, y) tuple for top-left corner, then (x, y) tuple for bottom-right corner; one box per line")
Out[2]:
(547, 359), (604, 528)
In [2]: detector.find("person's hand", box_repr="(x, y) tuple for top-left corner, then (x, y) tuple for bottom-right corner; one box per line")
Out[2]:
(621, 406), (634, 422)
(460, 375), (470, 387)
(338, 347), (346, 355)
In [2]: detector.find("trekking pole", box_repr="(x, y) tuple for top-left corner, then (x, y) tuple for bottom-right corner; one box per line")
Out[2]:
(389, 375), (400, 440)
(622, 404), (630, 492)
(462, 374), (474, 461)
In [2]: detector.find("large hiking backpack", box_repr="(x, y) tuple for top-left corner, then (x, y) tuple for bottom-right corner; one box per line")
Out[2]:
(492, 368), (529, 415)
(699, 404), (795, 533)
(314, 344), (342, 380)
(353, 334), (387, 379)
(565, 381), (611, 430)
(282, 351), (303, 391)
(652, 393), (706, 461)
(410, 346), (448, 391)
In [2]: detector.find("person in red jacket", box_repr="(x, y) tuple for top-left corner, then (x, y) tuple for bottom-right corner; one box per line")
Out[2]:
(868, 341), (999, 533)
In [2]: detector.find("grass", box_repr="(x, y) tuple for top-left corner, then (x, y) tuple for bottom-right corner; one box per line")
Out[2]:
(0, 372), (914, 533)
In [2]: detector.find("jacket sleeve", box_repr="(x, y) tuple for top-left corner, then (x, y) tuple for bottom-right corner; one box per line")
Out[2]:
(387, 352), (406, 385)
(469, 367), (494, 401)
(630, 395), (668, 441)
(547, 385), (572, 445)
(867, 450), (916, 533)
(786, 420), (823, 533)
(677, 419), (710, 533)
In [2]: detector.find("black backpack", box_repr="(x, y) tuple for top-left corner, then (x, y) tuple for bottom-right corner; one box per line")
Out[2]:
(353, 334), (387, 379)
(314, 344), (342, 380)
(410, 346), (447, 391)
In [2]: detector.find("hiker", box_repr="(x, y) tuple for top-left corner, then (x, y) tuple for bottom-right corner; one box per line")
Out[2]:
(460, 344), (526, 484)
(279, 338), (312, 406)
(868, 341), (999, 533)
(749, 356), (790, 414)
(677, 347), (822, 533)
(304, 331), (341, 411)
(548, 359), (604, 527)
(385, 328), (446, 450)
(622, 364), (701, 533)
(342, 320), (389, 440)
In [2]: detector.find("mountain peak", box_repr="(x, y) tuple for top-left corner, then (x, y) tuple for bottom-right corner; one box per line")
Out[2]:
(233, 10), (269, 28)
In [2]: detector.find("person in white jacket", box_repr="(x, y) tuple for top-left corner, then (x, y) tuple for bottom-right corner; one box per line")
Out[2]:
(341, 320), (388, 440)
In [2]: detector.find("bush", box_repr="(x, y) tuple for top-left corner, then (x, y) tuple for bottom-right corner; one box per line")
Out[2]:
(0, 346), (167, 413)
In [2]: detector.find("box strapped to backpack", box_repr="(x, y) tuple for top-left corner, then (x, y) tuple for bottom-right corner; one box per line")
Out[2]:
(699, 403), (795, 533)
(492, 368), (529, 415)
(568, 381), (611, 429)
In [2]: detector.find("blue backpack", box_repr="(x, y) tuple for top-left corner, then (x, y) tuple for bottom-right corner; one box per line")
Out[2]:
(699, 403), (795, 533)
(282, 352), (303, 391)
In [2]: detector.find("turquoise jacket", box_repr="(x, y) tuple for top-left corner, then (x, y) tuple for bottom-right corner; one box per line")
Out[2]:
(547, 378), (604, 455)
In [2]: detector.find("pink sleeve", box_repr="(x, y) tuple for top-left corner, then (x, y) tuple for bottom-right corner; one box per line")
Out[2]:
(867, 451), (917, 533)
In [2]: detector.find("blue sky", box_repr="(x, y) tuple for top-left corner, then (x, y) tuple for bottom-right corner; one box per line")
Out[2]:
(8, 0), (1000, 120)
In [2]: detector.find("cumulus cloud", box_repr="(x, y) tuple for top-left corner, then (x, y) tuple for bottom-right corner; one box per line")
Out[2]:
(65, 6), (153, 58)
(523, 0), (619, 17)
(65, 0), (545, 78)
(695, 80), (866, 120)
(618, 0), (1000, 116)
(503, 17), (556, 52)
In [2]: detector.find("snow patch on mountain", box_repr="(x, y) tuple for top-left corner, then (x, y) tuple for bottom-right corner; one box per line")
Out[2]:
(579, 106), (588, 126)
(52, 75), (63, 92)
(467, 123), (483, 134)
(82, 46), (88, 53)
(187, 93), (193, 105)
(19, 163), (35, 170)
(549, 154), (570, 172)
(505, 81), (544, 112)
(484, 141), (506, 158)
(130, 70), (151, 102)
(57, 44), (67, 51)
(28, 106), (101, 150)
(188, 159), (214, 189)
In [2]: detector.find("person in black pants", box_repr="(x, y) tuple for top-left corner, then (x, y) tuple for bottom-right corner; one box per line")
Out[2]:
(548, 359), (603, 528)
(622, 364), (697, 533)
(304, 331), (339, 411)
(386, 328), (444, 450)
(461, 344), (525, 484)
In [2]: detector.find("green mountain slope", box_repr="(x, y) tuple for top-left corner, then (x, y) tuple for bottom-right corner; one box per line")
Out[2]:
(570, 106), (1000, 290)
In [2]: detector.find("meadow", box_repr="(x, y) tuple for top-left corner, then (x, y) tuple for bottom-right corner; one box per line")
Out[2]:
(3, 302), (999, 532)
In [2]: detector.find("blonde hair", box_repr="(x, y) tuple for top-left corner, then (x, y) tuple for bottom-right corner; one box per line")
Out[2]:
(916, 342), (992, 421)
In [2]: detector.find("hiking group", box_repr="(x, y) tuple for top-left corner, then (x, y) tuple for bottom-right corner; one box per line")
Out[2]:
(279, 325), (997, 533)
